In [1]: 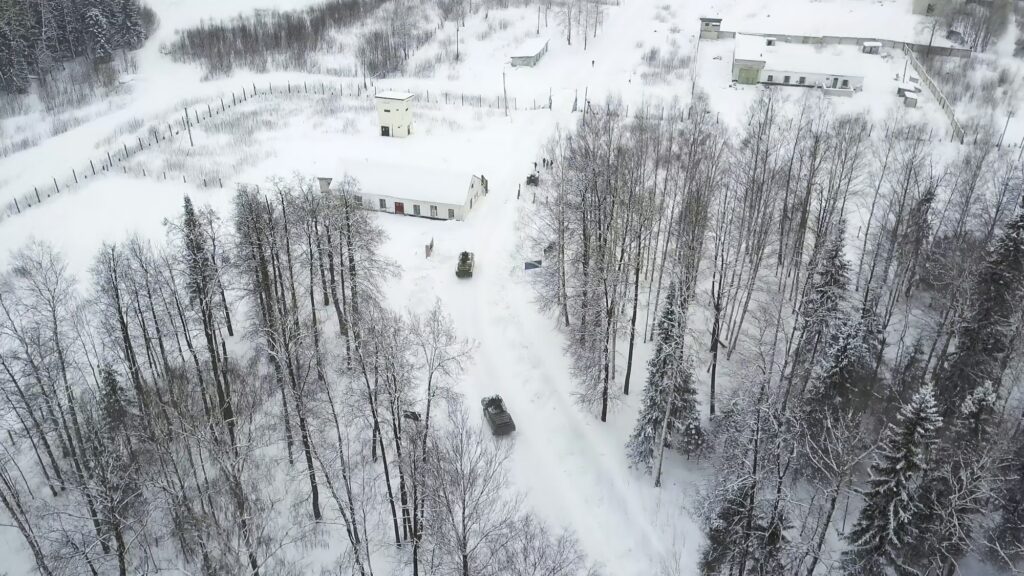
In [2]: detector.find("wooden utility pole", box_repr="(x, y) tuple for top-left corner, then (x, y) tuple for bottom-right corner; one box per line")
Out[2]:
(502, 69), (509, 117)
(185, 107), (194, 148)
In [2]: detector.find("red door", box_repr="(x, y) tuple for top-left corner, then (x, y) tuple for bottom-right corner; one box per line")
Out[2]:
(394, 202), (405, 214)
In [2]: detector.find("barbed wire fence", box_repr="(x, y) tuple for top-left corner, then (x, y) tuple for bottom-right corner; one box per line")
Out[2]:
(0, 78), (557, 224)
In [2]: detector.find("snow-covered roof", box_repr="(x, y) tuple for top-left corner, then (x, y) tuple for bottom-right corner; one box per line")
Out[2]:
(511, 38), (549, 58)
(733, 34), (866, 78)
(863, 41), (882, 48)
(375, 91), (415, 101)
(336, 159), (473, 206)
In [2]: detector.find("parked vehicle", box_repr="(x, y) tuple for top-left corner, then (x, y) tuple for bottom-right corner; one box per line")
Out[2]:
(456, 251), (475, 278)
(481, 395), (516, 435)
(526, 173), (540, 186)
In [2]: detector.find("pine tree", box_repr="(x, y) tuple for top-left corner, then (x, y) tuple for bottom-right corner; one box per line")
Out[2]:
(803, 315), (870, 418)
(907, 383), (996, 574)
(99, 363), (129, 434)
(112, 0), (144, 50)
(83, 0), (114, 60)
(938, 209), (1024, 418)
(625, 281), (699, 473)
(0, 20), (31, 93)
(989, 431), (1024, 566)
(843, 383), (942, 575)
(803, 220), (850, 344)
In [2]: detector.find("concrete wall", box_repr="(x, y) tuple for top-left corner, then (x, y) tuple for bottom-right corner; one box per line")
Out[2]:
(375, 98), (414, 137)
(354, 191), (466, 220)
(761, 69), (864, 90)
(716, 29), (971, 59)
(344, 175), (488, 221)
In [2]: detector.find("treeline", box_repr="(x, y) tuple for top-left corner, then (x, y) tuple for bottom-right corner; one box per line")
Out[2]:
(0, 0), (152, 93)
(0, 176), (597, 575)
(166, 0), (380, 77)
(532, 92), (1024, 573)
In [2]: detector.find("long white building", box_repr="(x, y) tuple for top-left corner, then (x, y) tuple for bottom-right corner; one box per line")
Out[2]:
(320, 160), (488, 221)
(732, 34), (867, 92)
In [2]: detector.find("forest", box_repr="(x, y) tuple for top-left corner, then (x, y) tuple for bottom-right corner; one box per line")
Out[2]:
(0, 0), (151, 93)
(0, 178), (597, 575)
(530, 91), (1024, 574)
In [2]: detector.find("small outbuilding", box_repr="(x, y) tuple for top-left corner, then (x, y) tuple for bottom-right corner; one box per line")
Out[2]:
(862, 41), (882, 55)
(375, 91), (414, 138)
(699, 17), (723, 40)
(903, 93), (919, 108)
(510, 39), (549, 67)
(897, 83), (921, 97)
(320, 161), (489, 221)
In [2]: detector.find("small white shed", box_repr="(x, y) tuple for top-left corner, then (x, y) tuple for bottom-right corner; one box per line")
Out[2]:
(862, 41), (882, 55)
(375, 91), (415, 138)
(321, 161), (489, 221)
(510, 39), (549, 67)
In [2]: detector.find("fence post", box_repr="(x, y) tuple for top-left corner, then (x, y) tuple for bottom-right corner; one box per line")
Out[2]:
(208, 103), (212, 117)
(138, 136), (144, 152)
(53, 177), (60, 194)
(14, 199), (19, 214)
(107, 151), (113, 168)
(73, 169), (78, 184)
(91, 160), (96, 175)
(124, 143), (129, 158)
(34, 187), (40, 203)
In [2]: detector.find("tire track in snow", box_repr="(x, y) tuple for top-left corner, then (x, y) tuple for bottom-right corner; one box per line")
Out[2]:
(460, 186), (666, 573)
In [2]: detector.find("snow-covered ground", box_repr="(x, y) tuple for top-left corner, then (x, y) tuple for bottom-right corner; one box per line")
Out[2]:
(2, 0), (1022, 573)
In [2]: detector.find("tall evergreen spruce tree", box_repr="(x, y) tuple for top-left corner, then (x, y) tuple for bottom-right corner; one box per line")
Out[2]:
(990, 429), (1024, 566)
(625, 281), (699, 473)
(0, 0), (152, 94)
(843, 383), (942, 575)
(938, 209), (1024, 419)
(908, 383), (996, 573)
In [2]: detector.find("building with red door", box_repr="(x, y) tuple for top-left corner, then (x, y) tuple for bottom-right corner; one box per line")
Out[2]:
(318, 160), (488, 221)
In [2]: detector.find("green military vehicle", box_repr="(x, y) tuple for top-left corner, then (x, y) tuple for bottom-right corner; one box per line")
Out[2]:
(456, 251), (474, 278)
(481, 395), (516, 436)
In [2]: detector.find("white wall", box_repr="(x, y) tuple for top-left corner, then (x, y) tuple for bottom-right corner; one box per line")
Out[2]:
(375, 99), (414, 138)
(759, 69), (864, 90)
(348, 190), (468, 221)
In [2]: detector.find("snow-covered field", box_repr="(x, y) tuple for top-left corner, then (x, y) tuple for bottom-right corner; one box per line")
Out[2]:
(3, 0), (1024, 574)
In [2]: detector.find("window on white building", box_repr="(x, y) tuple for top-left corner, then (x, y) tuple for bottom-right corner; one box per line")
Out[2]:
(448, 209), (455, 219)
(413, 204), (421, 216)
(430, 205), (438, 218)
(353, 195), (363, 205)
(379, 198), (386, 210)
(767, 74), (774, 82)
(784, 75), (790, 84)
(799, 76), (806, 85)
(841, 79), (849, 88)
